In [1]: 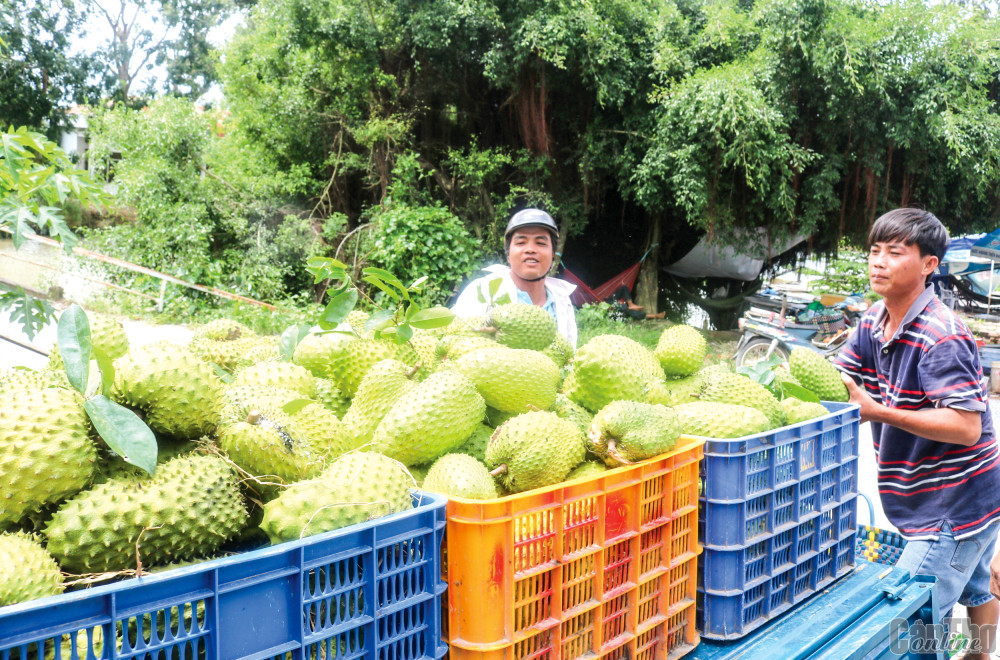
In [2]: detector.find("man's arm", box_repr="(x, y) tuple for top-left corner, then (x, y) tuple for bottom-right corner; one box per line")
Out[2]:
(841, 373), (982, 445)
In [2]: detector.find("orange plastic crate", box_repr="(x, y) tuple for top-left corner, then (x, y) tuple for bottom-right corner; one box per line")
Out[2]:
(442, 436), (704, 660)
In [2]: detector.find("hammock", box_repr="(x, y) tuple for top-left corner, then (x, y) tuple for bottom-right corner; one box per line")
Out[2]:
(562, 244), (657, 308)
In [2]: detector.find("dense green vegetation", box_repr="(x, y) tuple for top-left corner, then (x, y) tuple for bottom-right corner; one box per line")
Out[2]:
(3, 0), (1000, 323)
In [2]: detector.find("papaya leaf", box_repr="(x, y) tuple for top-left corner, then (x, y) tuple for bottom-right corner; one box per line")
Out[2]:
(410, 306), (455, 329)
(0, 288), (53, 340)
(57, 305), (91, 395)
(84, 395), (157, 475)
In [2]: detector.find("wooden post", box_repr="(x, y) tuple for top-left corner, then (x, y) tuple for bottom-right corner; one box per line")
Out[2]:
(634, 215), (661, 313)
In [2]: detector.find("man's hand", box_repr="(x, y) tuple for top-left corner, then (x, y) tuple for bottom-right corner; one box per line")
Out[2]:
(841, 372), (883, 423)
(990, 548), (1000, 599)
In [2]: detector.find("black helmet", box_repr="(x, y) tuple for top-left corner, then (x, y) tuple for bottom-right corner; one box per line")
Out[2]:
(504, 208), (558, 250)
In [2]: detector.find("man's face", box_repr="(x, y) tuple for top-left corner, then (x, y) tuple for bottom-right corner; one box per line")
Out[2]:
(868, 239), (938, 299)
(508, 226), (555, 281)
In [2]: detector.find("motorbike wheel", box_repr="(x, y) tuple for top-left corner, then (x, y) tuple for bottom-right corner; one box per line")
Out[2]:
(734, 337), (790, 368)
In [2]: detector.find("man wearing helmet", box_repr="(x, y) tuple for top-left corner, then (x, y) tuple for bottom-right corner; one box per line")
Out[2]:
(452, 208), (578, 347)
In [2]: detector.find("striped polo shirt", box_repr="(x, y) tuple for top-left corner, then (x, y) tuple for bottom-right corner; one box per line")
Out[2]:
(834, 285), (1000, 540)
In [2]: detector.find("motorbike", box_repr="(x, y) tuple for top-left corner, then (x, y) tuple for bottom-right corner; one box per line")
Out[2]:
(732, 291), (868, 368)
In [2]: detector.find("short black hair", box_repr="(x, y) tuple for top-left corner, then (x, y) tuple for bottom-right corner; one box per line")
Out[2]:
(867, 208), (949, 261)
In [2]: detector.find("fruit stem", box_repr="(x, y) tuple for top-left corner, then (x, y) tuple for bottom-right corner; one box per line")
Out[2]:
(489, 464), (508, 477)
(606, 439), (632, 466)
(246, 409), (261, 425)
(477, 326), (498, 335)
(406, 363), (422, 378)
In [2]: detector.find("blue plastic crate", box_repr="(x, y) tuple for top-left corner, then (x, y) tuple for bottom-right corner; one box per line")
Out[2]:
(0, 491), (448, 660)
(698, 402), (860, 503)
(696, 402), (861, 640)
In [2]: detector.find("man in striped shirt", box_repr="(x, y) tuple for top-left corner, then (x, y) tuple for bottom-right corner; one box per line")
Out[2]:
(835, 208), (999, 657)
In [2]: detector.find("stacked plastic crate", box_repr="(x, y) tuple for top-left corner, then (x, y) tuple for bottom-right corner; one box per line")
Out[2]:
(696, 402), (861, 639)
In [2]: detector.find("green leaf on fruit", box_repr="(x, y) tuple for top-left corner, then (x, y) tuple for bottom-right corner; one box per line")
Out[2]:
(84, 395), (158, 475)
(318, 287), (358, 330)
(280, 324), (312, 361)
(58, 304), (92, 395)
(782, 382), (821, 403)
(409, 306), (455, 329)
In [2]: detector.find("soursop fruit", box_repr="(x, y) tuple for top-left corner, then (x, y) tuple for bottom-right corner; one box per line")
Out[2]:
(789, 348), (849, 402)
(565, 461), (608, 482)
(0, 367), (70, 395)
(194, 319), (253, 341)
(332, 339), (398, 398)
(453, 423), (494, 463)
(588, 401), (681, 466)
(219, 406), (339, 487)
(422, 454), (498, 500)
(486, 411), (586, 493)
(564, 334), (666, 412)
(674, 401), (770, 438)
(235, 361), (314, 395)
(218, 385), (304, 425)
(45, 454), (247, 573)
(780, 398), (831, 425)
(0, 532), (64, 606)
(484, 405), (518, 428)
(479, 303), (557, 351)
(655, 324), (707, 377)
(260, 451), (413, 543)
(407, 463), (430, 487)
(645, 373), (703, 407)
(435, 334), (499, 365)
(449, 347), (559, 413)
(549, 393), (593, 434)
(310, 377), (351, 417)
(0, 387), (95, 528)
(47, 313), (129, 372)
(372, 371), (486, 465)
(340, 359), (418, 448)
(699, 372), (784, 429)
(542, 332), (574, 367)
(292, 332), (356, 377)
(190, 336), (263, 372)
(346, 310), (372, 336)
(113, 344), (223, 439)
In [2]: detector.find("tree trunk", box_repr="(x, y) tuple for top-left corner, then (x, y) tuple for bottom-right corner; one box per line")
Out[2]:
(634, 215), (661, 312)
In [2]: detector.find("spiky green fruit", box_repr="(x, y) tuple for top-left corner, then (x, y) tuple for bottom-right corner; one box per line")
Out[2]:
(0, 387), (95, 528)
(0, 368), (70, 395)
(260, 452), (413, 543)
(780, 398), (831, 425)
(219, 406), (340, 487)
(340, 359), (417, 449)
(542, 332), (574, 367)
(700, 372), (784, 429)
(645, 373), (704, 407)
(484, 406), (517, 428)
(292, 332), (356, 377)
(486, 411), (586, 493)
(435, 334), (499, 365)
(407, 464), (430, 487)
(194, 319), (253, 341)
(234, 362), (314, 395)
(422, 454), (498, 500)
(453, 423), (494, 463)
(674, 401), (770, 438)
(408, 333), (440, 372)
(548, 393), (593, 434)
(218, 385), (305, 425)
(372, 371), (486, 465)
(113, 344), (223, 439)
(47, 313), (129, 372)
(0, 532), (64, 606)
(565, 461), (608, 482)
(190, 336), (264, 371)
(481, 303), (557, 350)
(588, 401), (681, 467)
(564, 334), (665, 412)
(772, 367), (801, 389)
(310, 377), (351, 417)
(655, 324), (707, 377)
(346, 310), (372, 336)
(450, 347), (559, 413)
(45, 454), (246, 573)
(789, 348), (849, 402)
(332, 339), (398, 398)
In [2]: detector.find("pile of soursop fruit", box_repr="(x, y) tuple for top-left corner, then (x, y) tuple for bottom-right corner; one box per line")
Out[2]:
(0, 303), (848, 607)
